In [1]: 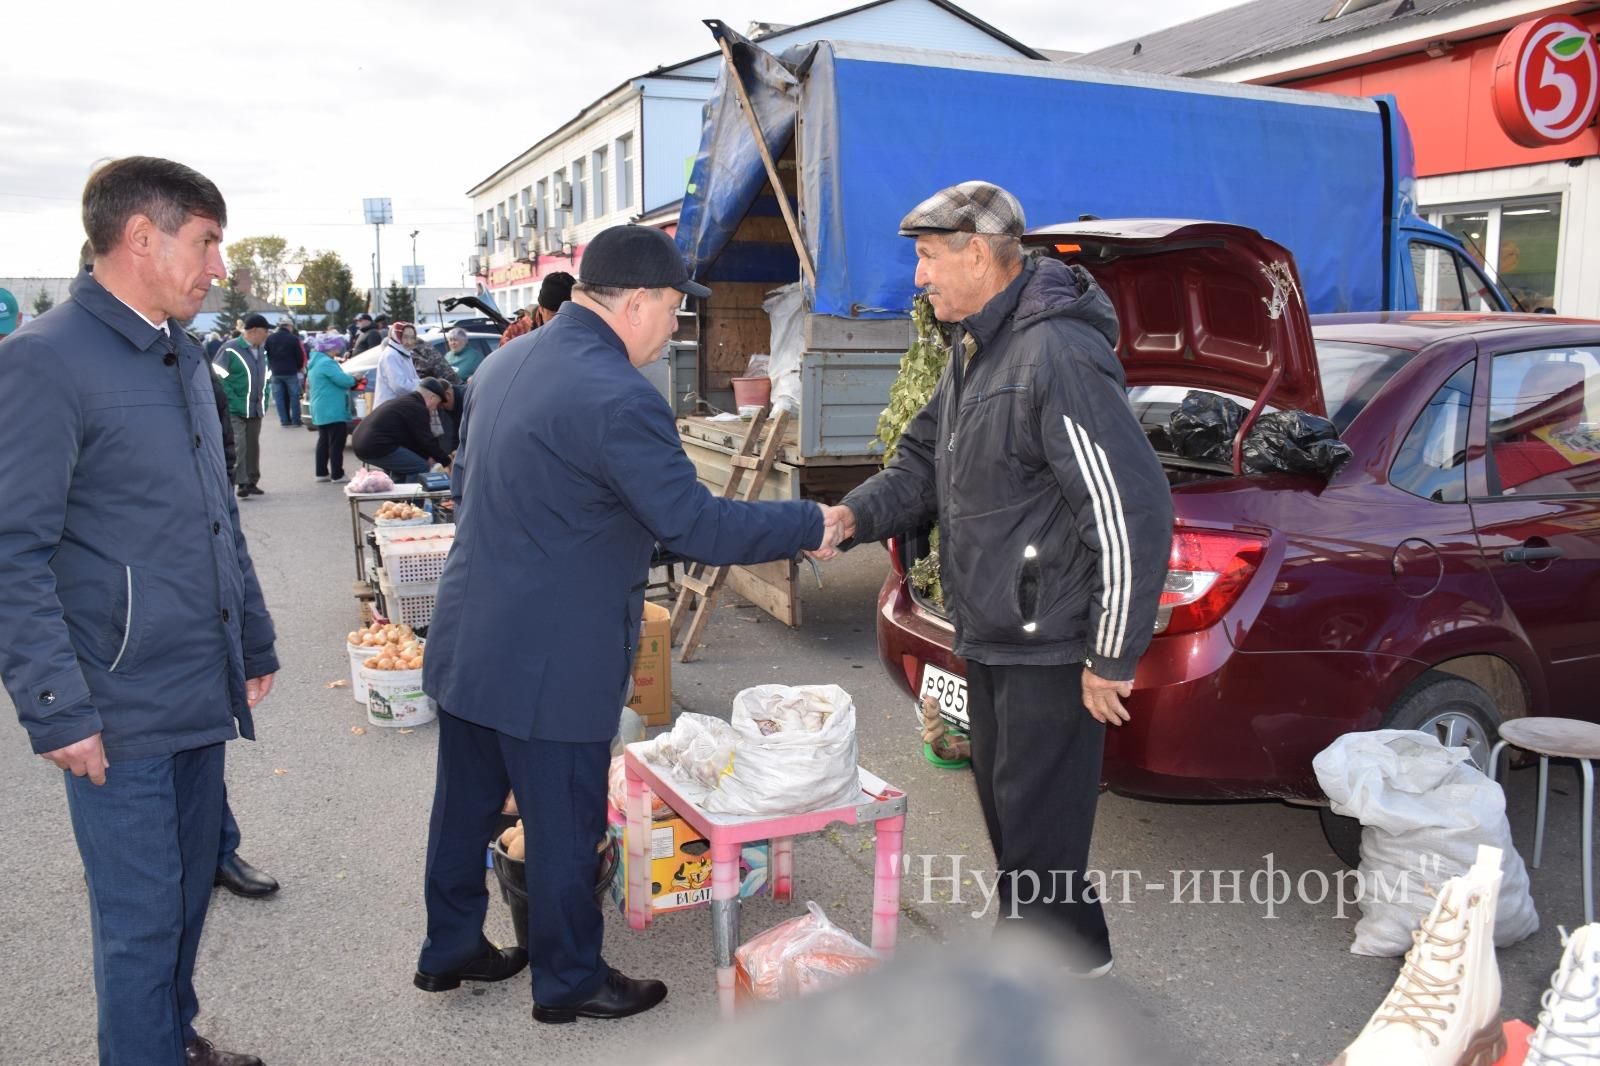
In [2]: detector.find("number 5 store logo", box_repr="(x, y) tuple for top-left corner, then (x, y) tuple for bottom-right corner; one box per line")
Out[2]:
(1492, 16), (1600, 148)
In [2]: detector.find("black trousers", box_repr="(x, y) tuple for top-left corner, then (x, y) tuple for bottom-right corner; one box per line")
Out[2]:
(966, 661), (1111, 966)
(315, 421), (349, 478)
(419, 709), (611, 1007)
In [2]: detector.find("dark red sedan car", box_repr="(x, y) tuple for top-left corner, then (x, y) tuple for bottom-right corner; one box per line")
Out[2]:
(876, 220), (1600, 842)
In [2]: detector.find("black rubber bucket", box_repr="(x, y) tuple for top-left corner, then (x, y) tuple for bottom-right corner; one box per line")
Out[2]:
(490, 834), (621, 951)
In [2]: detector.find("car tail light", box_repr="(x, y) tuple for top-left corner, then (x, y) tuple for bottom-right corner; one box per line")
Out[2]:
(1154, 529), (1267, 636)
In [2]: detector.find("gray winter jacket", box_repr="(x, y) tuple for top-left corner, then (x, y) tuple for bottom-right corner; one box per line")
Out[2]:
(843, 257), (1172, 681)
(0, 271), (279, 760)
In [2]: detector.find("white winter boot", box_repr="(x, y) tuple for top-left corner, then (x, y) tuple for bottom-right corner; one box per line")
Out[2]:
(1334, 845), (1506, 1066)
(1526, 922), (1600, 1065)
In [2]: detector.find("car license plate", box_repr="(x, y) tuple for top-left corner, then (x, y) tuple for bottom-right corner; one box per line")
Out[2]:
(919, 664), (969, 729)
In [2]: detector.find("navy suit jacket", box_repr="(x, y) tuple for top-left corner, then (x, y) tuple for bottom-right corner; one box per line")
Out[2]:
(423, 302), (822, 743)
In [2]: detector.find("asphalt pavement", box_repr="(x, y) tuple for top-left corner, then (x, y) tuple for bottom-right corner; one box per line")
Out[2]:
(1, 418), (1593, 1065)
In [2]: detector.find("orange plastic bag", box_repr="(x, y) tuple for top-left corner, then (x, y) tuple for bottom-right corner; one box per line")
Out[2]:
(735, 902), (879, 1001)
(607, 755), (672, 820)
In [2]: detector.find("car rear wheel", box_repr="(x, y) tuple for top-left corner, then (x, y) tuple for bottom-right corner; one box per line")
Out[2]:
(1318, 671), (1503, 867)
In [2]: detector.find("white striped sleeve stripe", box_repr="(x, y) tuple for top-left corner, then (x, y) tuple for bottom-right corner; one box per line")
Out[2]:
(1062, 415), (1133, 659)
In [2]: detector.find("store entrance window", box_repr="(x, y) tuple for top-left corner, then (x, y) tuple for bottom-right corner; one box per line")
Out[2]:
(1428, 196), (1563, 313)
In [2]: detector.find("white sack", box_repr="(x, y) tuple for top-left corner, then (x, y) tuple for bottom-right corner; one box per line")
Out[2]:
(640, 685), (859, 817)
(1313, 729), (1538, 956)
(764, 283), (804, 416)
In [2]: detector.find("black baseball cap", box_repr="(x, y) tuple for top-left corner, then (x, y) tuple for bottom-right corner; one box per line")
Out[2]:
(579, 225), (710, 299)
(356, 312), (372, 323)
(242, 313), (270, 330)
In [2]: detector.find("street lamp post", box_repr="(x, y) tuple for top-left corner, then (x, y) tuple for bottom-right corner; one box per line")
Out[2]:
(409, 229), (420, 325)
(363, 198), (393, 314)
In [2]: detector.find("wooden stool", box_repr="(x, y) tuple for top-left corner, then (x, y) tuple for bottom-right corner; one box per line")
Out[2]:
(1489, 716), (1600, 924)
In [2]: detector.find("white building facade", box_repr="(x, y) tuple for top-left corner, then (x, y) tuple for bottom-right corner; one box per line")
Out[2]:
(464, 0), (1041, 313)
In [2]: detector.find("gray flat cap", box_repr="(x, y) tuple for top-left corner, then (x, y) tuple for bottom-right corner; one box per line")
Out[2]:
(898, 181), (1025, 238)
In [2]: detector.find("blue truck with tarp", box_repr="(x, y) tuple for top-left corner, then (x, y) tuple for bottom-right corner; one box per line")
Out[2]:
(667, 25), (1511, 623)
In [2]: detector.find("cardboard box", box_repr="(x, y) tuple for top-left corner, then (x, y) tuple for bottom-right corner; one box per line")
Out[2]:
(627, 601), (673, 726)
(607, 807), (769, 914)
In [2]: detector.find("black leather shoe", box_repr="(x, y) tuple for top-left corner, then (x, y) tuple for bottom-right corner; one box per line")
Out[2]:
(236, 487), (251, 498)
(185, 1035), (263, 1066)
(214, 854), (279, 898)
(248, 486), (265, 495)
(532, 969), (668, 1023)
(414, 938), (528, 992)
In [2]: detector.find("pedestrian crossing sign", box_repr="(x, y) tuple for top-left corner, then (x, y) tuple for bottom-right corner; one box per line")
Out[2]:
(283, 284), (307, 306)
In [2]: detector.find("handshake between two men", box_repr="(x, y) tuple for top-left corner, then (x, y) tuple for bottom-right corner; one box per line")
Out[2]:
(809, 503), (857, 562)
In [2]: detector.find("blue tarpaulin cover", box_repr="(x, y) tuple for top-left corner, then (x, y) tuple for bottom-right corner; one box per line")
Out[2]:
(679, 35), (1412, 318)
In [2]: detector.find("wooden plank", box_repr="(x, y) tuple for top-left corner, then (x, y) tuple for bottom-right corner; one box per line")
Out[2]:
(716, 33), (816, 290)
(727, 561), (799, 627)
(804, 315), (912, 351)
(730, 454), (761, 470)
(679, 415), (802, 466)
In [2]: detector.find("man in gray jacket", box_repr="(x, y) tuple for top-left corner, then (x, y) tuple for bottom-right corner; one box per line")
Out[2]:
(821, 182), (1173, 974)
(0, 157), (277, 1066)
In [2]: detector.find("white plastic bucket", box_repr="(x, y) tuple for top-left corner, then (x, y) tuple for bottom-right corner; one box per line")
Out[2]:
(347, 642), (373, 704)
(361, 666), (436, 728)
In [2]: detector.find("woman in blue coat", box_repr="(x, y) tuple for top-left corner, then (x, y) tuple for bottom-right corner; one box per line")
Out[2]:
(307, 336), (358, 482)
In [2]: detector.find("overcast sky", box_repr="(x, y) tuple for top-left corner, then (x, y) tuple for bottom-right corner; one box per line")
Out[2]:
(1, 0), (1240, 292)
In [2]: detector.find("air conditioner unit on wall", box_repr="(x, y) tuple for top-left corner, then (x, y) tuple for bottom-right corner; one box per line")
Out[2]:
(512, 238), (529, 260)
(557, 182), (573, 209)
(467, 254), (482, 275)
(495, 216), (511, 239)
(518, 206), (539, 232)
(541, 228), (564, 255)
(474, 228), (489, 250)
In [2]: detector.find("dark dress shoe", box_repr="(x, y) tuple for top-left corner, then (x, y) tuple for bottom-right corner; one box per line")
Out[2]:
(236, 487), (251, 498)
(533, 968), (668, 1023)
(248, 485), (265, 495)
(414, 938), (528, 992)
(215, 854), (279, 898)
(185, 1035), (263, 1066)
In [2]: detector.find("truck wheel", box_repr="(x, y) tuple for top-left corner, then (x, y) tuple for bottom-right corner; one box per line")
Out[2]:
(1318, 671), (1503, 868)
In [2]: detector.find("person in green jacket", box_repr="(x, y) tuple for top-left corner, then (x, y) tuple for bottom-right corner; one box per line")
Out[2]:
(214, 314), (270, 497)
(307, 340), (358, 482)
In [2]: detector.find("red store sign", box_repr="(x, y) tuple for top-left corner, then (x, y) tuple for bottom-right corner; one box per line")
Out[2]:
(1491, 15), (1600, 147)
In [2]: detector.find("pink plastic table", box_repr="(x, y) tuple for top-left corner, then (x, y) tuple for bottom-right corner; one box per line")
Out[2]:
(622, 744), (908, 1018)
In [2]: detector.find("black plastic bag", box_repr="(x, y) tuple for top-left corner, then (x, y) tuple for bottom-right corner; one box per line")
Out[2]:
(1240, 411), (1352, 477)
(1167, 393), (1246, 464)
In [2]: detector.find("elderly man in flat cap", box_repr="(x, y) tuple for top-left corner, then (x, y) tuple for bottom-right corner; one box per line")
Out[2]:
(821, 181), (1173, 975)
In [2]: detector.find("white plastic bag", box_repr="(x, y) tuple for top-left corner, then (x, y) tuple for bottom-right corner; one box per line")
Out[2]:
(640, 686), (859, 816)
(713, 684), (859, 815)
(641, 713), (738, 792)
(764, 283), (804, 416)
(1313, 729), (1538, 956)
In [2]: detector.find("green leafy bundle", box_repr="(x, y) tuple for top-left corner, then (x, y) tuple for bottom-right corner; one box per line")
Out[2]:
(874, 295), (950, 607)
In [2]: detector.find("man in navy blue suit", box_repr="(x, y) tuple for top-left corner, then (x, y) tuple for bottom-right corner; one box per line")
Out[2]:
(414, 225), (841, 1023)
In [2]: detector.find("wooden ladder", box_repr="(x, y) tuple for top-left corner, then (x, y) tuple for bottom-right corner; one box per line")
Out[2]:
(670, 404), (791, 663)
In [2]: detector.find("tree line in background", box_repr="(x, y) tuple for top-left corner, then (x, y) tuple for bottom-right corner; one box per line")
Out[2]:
(216, 236), (367, 331)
